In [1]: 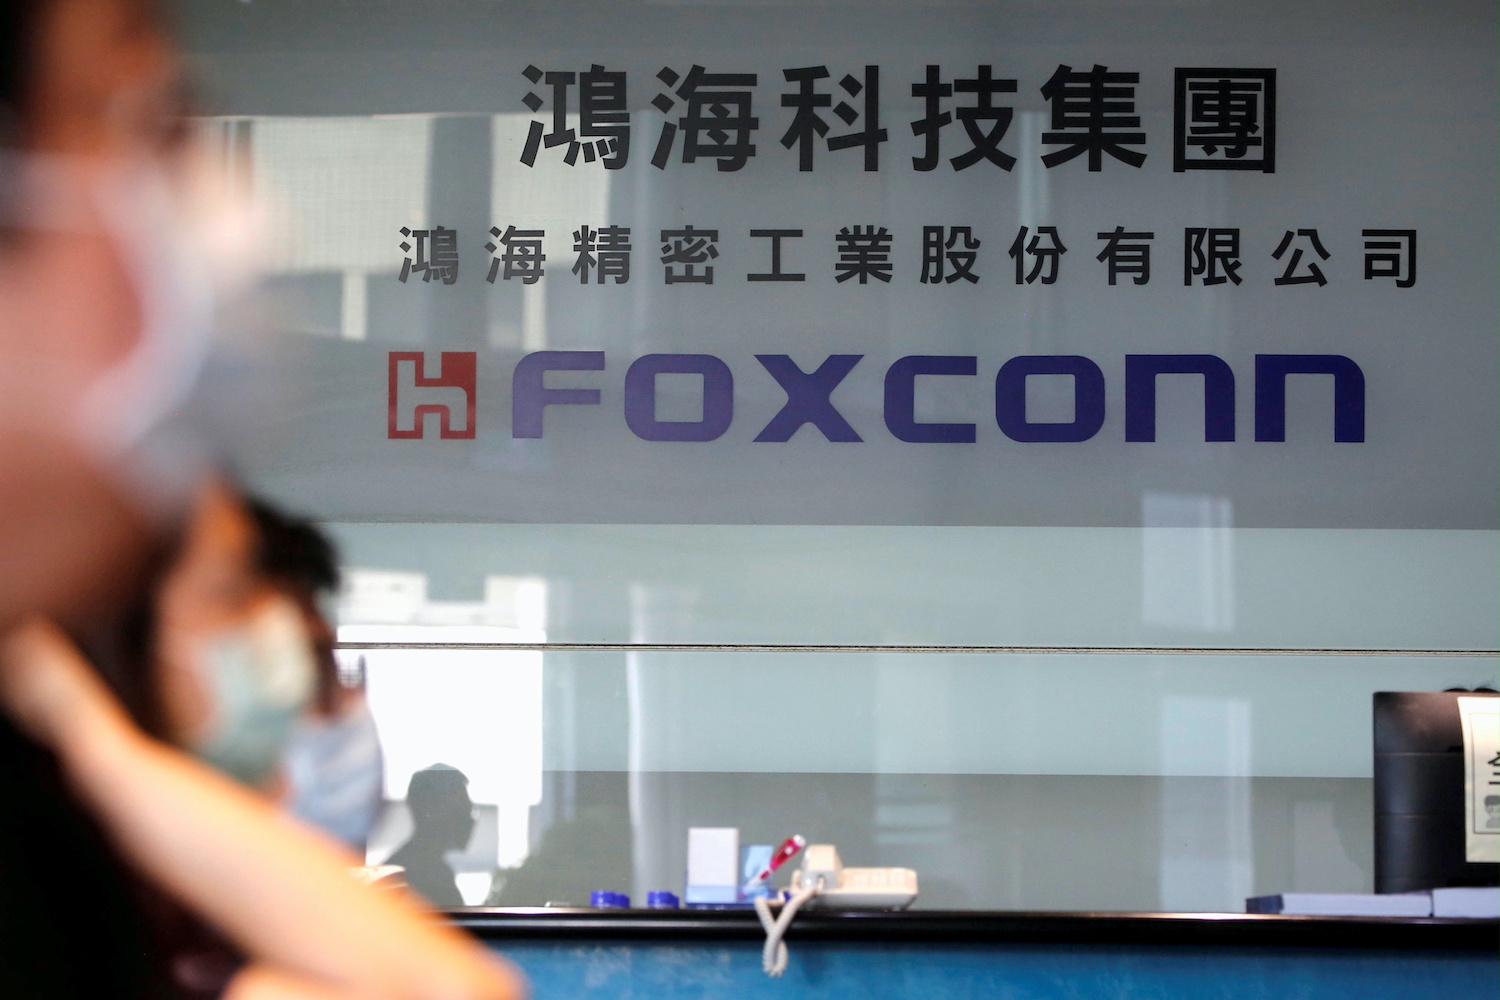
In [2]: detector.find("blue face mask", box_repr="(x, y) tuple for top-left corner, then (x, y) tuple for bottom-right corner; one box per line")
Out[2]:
(282, 705), (386, 853)
(192, 598), (315, 787)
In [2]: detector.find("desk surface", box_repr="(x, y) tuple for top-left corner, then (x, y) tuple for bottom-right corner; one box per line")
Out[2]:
(451, 908), (1498, 951)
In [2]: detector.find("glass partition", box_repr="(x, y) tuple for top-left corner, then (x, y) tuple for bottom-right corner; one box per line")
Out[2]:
(343, 643), (1491, 910)
(182, 0), (1499, 911)
(327, 524), (1496, 651)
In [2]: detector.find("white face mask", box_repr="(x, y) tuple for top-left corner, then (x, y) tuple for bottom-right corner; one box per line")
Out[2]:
(192, 597), (316, 787)
(74, 154), (263, 522)
(283, 706), (386, 853)
(2, 148), (263, 524)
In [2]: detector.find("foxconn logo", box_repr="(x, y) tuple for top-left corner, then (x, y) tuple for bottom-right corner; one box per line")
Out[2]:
(387, 351), (477, 440)
(386, 348), (1368, 445)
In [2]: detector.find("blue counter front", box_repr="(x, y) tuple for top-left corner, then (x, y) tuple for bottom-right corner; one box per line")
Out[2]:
(455, 910), (1499, 999)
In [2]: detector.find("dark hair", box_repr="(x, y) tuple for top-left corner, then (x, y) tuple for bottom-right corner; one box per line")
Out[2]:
(0, 1), (41, 237)
(73, 530), (183, 743)
(0, 2), (39, 147)
(245, 495), (345, 713)
(406, 765), (471, 822)
(245, 496), (340, 597)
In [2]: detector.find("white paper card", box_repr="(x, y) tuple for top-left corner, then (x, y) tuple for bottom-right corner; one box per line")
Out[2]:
(1457, 696), (1500, 864)
(686, 827), (740, 888)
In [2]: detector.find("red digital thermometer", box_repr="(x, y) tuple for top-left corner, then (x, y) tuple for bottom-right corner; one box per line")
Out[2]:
(744, 834), (806, 890)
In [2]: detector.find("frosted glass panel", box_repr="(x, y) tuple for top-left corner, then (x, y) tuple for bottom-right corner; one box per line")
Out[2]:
(185, 0), (1497, 913)
(331, 524), (1498, 651)
(350, 647), (1492, 781)
(349, 646), (1491, 910)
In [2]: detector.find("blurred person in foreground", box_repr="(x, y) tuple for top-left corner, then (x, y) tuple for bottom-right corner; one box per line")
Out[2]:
(250, 497), (386, 854)
(151, 482), (385, 854)
(0, 2), (523, 998)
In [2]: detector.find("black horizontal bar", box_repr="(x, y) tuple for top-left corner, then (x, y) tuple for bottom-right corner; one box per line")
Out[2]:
(449, 908), (1498, 951)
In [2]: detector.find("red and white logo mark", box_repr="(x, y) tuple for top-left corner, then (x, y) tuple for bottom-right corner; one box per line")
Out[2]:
(387, 351), (477, 440)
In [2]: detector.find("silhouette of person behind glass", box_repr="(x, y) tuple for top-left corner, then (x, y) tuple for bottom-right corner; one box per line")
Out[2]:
(387, 764), (476, 908)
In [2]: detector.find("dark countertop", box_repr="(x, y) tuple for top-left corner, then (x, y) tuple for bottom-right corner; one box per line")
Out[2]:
(451, 908), (1499, 951)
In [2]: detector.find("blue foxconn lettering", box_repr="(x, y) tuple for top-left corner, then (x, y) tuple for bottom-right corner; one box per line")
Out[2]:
(388, 350), (1365, 444)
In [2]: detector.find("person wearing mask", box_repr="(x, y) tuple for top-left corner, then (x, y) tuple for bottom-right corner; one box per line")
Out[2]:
(151, 483), (320, 794)
(3, 609), (525, 1000)
(0, 1), (527, 997)
(246, 497), (386, 856)
(0, 1), (261, 994)
(5, 478), (528, 1000)
(153, 484), (387, 854)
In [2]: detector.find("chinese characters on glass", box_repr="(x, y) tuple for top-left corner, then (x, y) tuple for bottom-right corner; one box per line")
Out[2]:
(403, 225), (1417, 288)
(517, 62), (1277, 174)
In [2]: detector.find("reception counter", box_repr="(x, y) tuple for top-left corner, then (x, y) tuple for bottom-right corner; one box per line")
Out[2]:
(454, 909), (1498, 999)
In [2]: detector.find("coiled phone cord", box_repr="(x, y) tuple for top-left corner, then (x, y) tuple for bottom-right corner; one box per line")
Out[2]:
(753, 879), (823, 977)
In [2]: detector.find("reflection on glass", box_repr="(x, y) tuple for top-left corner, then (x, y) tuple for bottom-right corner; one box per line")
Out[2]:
(490, 112), (612, 352)
(337, 647), (1491, 911)
(326, 523), (1497, 651)
(354, 648), (543, 892)
(247, 115), (433, 342)
(1158, 696), (1252, 910)
(338, 570), (547, 644)
(1141, 493), (1235, 633)
(385, 764), (477, 908)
